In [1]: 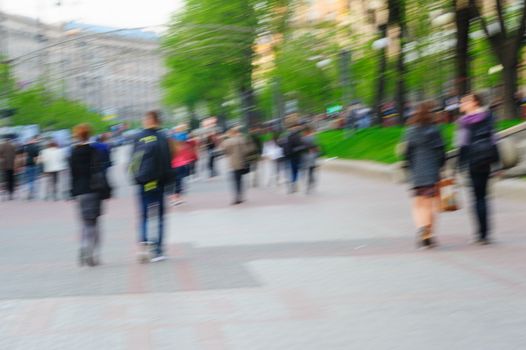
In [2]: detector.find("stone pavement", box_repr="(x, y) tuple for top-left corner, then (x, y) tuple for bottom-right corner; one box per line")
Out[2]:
(1, 149), (526, 349)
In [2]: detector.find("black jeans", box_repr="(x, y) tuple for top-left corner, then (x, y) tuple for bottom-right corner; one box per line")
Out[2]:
(3, 170), (15, 199)
(208, 152), (217, 177)
(469, 166), (491, 240)
(232, 170), (245, 202)
(46, 172), (59, 200)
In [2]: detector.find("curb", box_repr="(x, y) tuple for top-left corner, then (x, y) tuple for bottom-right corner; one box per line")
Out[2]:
(321, 158), (526, 201)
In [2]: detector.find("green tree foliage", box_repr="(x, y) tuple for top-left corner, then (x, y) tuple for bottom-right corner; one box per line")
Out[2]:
(272, 33), (339, 115)
(9, 85), (107, 133)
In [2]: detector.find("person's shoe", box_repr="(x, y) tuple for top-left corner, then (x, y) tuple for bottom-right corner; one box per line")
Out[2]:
(150, 255), (167, 263)
(78, 248), (87, 266)
(137, 244), (150, 264)
(417, 226), (435, 249)
(475, 238), (491, 246)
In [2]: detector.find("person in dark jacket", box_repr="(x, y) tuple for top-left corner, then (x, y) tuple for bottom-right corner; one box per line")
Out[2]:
(131, 111), (172, 263)
(70, 124), (108, 267)
(284, 125), (307, 194)
(23, 136), (41, 200)
(457, 93), (499, 245)
(405, 102), (446, 248)
(0, 137), (18, 200)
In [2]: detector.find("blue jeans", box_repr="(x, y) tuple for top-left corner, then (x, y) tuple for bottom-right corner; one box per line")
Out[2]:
(25, 165), (38, 199)
(289, 158), (301, 184)
(138, 184), (165, 255)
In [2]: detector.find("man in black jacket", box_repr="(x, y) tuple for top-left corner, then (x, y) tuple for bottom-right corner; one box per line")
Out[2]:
(131, 111), (172, 263)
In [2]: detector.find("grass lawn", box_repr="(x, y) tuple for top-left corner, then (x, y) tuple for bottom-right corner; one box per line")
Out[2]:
(317, 119), (524, 164)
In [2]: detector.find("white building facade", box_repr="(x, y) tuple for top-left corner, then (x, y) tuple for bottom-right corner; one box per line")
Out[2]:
(0, 13), (164, 122)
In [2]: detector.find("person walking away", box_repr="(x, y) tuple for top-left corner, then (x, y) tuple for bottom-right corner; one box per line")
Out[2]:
(23, 136), (41, 200)
(262, 133), (285, 187)
(247, 127), (263, 187)
(169, 139), (193, 206)
(0, 136), (17, 200)
(284, 125), (307, 193)
(70, 124), (111, 267)
(92, 134), (113, 175)
(405, 102), (446, 248)
(130, 111), (172, 263)
(302, 126), (321, 194)
(457, 93), (500, 245)
(221, 126), (249, 205)
(40, 141), (67, 201)
(187, 132), (200, 181)
(206, 133), (219, 178)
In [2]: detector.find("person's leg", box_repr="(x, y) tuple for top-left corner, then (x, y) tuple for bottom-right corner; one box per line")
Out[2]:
(84, 218), (97, 266)
(252, 161), (259, 187)
(30, 166), (38, 199)
(45, 173), (52, 200)
(232, 170), (242, 203)
(52, 172), (59, 200)
(155, 187), (165, 256)
(139, 187), (149, 244)
(306, 166), (316, 192)
(6, 170), (14, 199)
(92, 217), (101, 263)
(470, 168), (490, 240)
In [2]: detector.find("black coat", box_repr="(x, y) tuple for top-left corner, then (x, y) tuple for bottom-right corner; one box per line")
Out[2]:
(70, 144), (111, 198)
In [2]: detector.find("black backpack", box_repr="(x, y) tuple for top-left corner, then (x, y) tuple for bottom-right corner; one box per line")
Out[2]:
(130, 130), (169, 185)
(468, 115), (499, 168)
(284, 131), (306, 158)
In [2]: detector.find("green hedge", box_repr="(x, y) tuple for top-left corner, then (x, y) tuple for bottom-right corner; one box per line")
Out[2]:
(317, 120), (523, 164)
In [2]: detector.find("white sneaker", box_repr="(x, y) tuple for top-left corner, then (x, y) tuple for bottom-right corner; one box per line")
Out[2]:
(150, 255), (167, 263)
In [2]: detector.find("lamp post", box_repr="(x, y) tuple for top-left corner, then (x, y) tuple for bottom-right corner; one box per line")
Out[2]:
(369, 0), (388, 126)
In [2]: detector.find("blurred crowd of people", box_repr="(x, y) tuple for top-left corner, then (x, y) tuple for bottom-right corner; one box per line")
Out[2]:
(0, 89), (513, 266)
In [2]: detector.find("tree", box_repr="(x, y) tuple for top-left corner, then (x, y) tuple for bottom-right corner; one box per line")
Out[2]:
(475, 0), (526, 118)
(455, 0), (477, 96)
(388, 0), (407, 123)
(9, 85), (107, 132)
(163, 0), (292, 127)
(272, 33), (338, 115)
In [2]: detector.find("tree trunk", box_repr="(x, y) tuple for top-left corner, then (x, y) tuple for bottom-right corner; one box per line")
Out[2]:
(374, 25), (388, 126)
(501, 57), (519, 119)
(395, 24), (406, 124)
(455, 1), (474, 96)
(239, 83), (260, 129)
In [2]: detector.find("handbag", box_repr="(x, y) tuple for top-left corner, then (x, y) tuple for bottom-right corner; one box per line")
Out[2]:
(90, 147), (112, 200)
(438, 177), (460, 212)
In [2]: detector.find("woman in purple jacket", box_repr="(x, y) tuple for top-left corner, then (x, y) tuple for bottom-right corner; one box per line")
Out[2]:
(457, 93), (500, 245)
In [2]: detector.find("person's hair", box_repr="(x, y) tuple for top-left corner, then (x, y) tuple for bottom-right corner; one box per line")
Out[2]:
(73, 123), (92, 142)
(48, 141), (58, 148)
(304, 125), (314, 134)
(408, 102), (434, 126)
(99, 133), (109, 142)
(145, 110), (161, 125)
(464, 93), (484, 107)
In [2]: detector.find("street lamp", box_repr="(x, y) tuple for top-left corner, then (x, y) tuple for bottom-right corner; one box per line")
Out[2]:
(432, 12), (455, 100)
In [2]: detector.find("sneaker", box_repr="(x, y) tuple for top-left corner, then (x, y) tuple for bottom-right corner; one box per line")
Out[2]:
(475, 238), (492, 246)
(150, 255), (167, 263)
(137, 243), (150, 264)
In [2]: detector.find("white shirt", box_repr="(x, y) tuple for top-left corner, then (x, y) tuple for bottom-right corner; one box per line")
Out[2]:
(41, 147), (67, 173)
(263, 141), (284, 161)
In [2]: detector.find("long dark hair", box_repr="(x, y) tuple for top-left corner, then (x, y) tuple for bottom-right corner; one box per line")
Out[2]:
(407, 102), (434, 126)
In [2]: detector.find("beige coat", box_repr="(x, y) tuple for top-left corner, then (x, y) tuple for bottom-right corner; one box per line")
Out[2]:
(0, 141), (17, 171)
(221, 135), (248, 171)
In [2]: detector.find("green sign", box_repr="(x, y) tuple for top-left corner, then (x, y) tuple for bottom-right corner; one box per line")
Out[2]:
(327, 105), (343, 114)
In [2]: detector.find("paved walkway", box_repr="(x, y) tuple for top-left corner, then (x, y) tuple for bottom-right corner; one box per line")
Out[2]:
(1, 149), (526, 349)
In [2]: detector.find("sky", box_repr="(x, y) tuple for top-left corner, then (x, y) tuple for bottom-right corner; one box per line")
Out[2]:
(1, 0), (183, 30)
